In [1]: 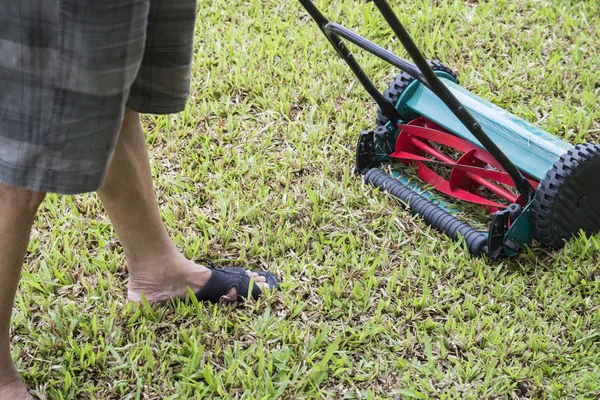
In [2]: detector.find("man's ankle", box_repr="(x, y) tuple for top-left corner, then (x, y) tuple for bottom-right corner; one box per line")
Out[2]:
(0, 362), (21, 386)
(125, 245), (184, 274)
(0, 375), (31, 400)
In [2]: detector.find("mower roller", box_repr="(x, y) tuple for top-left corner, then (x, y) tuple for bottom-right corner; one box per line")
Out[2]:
(299, 0), (600, 258)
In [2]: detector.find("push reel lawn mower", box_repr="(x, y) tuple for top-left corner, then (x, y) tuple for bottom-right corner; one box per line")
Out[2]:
(299, 0), (600, 258)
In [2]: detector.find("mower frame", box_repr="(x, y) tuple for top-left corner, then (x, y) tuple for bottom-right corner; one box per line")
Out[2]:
(299, 0), (600, 258)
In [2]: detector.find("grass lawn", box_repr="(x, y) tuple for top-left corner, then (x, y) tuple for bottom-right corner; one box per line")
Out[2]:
(13, 0), (600, 398)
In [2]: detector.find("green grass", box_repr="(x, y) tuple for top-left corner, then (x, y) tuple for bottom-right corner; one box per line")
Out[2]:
(13, 0), (600, 398)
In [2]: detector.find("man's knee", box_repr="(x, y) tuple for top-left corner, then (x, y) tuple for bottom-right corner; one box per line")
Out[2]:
(0, 183), (46, 213)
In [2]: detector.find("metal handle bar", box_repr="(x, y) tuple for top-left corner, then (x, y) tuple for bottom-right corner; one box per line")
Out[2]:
(298, 0), (535, 199)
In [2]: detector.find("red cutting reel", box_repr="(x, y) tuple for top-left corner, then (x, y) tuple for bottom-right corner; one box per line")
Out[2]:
(390, 117), (539, 213)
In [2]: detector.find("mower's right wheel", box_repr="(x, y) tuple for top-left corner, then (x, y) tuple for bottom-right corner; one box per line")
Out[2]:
(531, 143), (600, 249)
(376, 60), (459, 127)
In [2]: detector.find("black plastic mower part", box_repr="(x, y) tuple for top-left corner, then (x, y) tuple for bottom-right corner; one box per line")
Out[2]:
(376, 61), (459, 127)
(363, 168), (489, 256)
(487, 204), (523, 259)
(531, 143), (600, 248)
(356, 130), (380, 173)
(374, 125), (390, 142)
(368, 0), (535, 201)
(428, 60), (459, 84)
(372, 125), (396, 162)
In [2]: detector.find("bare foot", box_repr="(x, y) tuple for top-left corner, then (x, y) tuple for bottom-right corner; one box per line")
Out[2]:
(127, 254), (270, 303)
(0, 374), (32, 400)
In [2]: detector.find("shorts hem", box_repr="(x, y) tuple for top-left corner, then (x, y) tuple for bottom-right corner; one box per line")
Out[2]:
(0, 170), (106, 195)
(126, 95), (188, 115)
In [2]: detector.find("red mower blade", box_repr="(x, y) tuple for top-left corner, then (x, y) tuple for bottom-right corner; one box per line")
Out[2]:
(390, 117), (539, 213)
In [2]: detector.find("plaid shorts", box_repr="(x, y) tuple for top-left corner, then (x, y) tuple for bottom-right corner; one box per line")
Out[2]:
(0, 0), (197, 194)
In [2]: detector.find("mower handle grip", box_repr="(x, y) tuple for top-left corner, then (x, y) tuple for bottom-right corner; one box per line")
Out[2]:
(364, 168), (489, 256)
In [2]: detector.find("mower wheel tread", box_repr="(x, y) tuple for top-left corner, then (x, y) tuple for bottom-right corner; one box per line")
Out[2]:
(376, 72), (414, 127)
(531, 143), (600, 248)
(428, 60), (459, 83)
(376, 61), (459, 127)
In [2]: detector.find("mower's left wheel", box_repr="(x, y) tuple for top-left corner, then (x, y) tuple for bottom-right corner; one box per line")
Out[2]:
(376, 71), (414, 127)
(531, 143), (600, 248)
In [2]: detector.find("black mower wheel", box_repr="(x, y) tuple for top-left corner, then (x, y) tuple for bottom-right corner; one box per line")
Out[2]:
(531, 143), (600, 248)
(376, 60), (459, 127)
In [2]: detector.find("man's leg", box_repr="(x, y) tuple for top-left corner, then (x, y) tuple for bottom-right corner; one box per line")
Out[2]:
(0, 185), (45, 400)
(97, 109), (268, 303)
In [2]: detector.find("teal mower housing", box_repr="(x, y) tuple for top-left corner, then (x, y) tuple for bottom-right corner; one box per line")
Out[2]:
(299, 0), (600, 258)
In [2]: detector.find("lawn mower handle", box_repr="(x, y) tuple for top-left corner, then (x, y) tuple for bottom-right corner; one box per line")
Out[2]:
(298, 0), (535, 200)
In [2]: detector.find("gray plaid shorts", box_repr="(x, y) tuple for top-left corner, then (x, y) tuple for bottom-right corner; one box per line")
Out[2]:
(0, 0), (197, 194)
